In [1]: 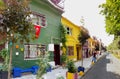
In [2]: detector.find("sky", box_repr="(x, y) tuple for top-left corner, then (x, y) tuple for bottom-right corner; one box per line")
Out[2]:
(62, 0), (114, 46)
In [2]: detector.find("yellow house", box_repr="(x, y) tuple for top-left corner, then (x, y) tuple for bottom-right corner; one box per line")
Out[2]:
(61, 16), (82, 61)
(87, 37), (96, 56)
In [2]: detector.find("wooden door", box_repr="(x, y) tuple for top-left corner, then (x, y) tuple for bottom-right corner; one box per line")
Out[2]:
(54, 45), (60, 65)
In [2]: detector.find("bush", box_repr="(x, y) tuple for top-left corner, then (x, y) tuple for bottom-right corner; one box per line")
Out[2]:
(0, 49), (9, 71)
(61, 53), (67, 64)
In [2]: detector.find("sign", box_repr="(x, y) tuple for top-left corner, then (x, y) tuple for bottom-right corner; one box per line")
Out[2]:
(48, 44), (54, 51)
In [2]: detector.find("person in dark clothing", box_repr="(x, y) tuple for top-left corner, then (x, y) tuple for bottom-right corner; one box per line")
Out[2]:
(92, 51), (97, 63)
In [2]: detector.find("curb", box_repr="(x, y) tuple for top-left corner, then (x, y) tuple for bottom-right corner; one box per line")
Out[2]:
(80, 54), (106, 79)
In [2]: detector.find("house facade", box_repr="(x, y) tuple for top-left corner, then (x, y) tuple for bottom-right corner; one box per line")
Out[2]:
(10, 0), (64, 68)
(61, 16), (82, 61)
(87, 37), (96, 57)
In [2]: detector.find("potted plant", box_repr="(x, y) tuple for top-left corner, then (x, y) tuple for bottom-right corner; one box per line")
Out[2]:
(66, 60), (78, 79)
(0, 49), (9, 79)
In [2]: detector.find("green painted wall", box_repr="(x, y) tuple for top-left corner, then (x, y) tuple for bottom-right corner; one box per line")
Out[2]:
(12, 0), (62, 68)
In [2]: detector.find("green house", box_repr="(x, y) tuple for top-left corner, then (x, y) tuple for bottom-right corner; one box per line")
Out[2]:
(11, 0), (64, 68)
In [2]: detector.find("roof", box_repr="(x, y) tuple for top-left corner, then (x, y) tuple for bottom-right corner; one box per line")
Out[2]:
(48, 0), (64, 13)
(61, 16), (81, 28)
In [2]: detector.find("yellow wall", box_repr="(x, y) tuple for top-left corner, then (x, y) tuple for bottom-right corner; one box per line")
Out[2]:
(61, 17), (82, 61)
(87, 37), (96, 54)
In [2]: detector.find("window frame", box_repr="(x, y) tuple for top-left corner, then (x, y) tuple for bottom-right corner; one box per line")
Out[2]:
(65, 27), (72, 35)
(67, 46), (74, 56)
(24, 44), (46, 60)
(28, 12), (47, 28)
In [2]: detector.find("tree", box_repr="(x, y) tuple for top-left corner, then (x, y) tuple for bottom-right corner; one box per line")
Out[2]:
(99, 0), (120, 36)
(1, 0), (35, 78)
(78, 30), (89, 46)
(78, 26), (90, 66)
(107, 36), (120, 50)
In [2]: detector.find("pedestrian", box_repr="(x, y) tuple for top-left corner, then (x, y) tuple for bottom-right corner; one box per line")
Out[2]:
(92, 51), (97, 64)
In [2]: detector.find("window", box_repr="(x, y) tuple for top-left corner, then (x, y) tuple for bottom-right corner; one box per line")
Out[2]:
(66, 27), (72, 35)
(24, 44), (46, 60)
(28, 12), (47, 27)
(67, 46), (74, 56)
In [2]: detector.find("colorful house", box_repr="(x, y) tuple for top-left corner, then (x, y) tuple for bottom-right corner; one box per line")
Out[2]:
(61, 16), (82, 61)
(9, 0), (65, 68)
(87, 37), (96, 57)
(79, 26), (91, 58)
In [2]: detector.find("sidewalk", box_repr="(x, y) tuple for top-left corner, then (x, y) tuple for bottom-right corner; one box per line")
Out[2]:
(106, 53), (120, 75)
(11, 53), (105, 79)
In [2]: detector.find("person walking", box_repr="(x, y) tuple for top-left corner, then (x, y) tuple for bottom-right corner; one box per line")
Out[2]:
(92, 51), (97, 64)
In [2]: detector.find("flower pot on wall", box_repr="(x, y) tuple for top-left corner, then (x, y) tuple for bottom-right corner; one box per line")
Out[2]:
(15, 45), (19, 49)
(66, 72), (78, 79)
(20, 48), (24, 52)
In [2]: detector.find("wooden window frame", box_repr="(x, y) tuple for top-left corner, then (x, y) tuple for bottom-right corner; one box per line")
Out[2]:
(24, 44), (46, 60)
(67, 46), (74, 56)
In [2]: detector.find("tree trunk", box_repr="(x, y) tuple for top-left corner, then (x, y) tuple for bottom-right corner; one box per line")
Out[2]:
(81, 49), (83, 67)
(8, 45), (13, 79)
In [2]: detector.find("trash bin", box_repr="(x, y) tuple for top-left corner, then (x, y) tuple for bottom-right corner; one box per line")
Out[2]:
(12, 67), (21, 78)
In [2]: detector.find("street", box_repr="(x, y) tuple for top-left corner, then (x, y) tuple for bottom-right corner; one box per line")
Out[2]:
(81, 53), (120, 79)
